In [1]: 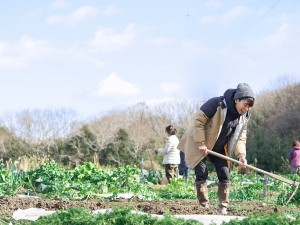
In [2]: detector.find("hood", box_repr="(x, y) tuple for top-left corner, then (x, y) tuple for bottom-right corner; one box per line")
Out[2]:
(224, 89), (239, 116)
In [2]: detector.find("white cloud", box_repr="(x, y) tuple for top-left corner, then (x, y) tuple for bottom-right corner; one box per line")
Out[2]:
(70, 6), (98, 21)
(47, 6), (98, 25)
(0, 35), (55, 69)
(262, 23), (298, 48)
(245, 22), (300, 53)
(199, 6), (251, 25)
(89, 24), (136, 53)
(160, 82), (180, 94)
(92, 73), (139, 97)
(204, 0), (222, 9)
(224, 6), (250, 21)
(0, 42), (6, 53)
(51, 0), (68, 9)
(102, 5), (122, 16)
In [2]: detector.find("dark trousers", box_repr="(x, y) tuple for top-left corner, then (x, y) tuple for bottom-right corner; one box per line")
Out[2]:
(165, 164), (179, 183)
(194, 154), (230, 184)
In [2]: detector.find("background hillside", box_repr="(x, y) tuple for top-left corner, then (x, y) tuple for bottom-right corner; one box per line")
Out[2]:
(0, 81), (299, 173)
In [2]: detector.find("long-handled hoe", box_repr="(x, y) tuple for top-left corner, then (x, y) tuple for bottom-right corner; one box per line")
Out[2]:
(207, 149), (299, 205)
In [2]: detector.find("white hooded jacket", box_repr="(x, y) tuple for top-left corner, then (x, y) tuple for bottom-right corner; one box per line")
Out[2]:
(157, 135), (181, 165)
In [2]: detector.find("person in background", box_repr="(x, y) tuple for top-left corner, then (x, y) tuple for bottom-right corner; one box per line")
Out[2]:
(155, 125), (181, 184)
(179, 151), (190, 182)
(178, 83), (255, 215)
(289, 140), (300, 175)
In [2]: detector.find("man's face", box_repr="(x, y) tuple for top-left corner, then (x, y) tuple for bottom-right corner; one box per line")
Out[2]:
(235, 99), (252, 115)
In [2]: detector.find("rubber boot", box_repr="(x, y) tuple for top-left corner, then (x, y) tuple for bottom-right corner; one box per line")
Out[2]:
(195, 181), (209, 208)
(218, 183), (230, 215)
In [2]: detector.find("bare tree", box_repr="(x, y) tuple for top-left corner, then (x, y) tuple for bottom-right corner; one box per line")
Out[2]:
(87, 112), (127, 150)
(71, 99), (202, 166)
(149, 99), (200, 136)
(0, 108), (77, 157)
(267, 75), (300, 91)
(125, 102), (152, 161)
(0, 127), (18, 158)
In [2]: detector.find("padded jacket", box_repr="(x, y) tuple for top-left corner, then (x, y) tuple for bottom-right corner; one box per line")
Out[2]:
(178, 97), (250, 169)
(157, 135), (181, 165)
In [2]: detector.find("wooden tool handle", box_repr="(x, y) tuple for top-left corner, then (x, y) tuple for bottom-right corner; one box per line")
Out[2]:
(207, 149), (299, 187)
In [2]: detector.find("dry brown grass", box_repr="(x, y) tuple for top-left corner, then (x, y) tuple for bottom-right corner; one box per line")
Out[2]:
(4, 155), (50, 171)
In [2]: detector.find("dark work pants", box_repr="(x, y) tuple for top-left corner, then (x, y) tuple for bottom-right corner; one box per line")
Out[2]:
(165, 164), (179, 183)
(194, 153), (230, 184)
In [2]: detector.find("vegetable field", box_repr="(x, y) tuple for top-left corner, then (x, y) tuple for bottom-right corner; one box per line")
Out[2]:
(1, 162), (300, 224)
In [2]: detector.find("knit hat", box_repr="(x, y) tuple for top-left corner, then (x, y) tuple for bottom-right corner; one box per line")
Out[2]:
(234, 83), (255, 100)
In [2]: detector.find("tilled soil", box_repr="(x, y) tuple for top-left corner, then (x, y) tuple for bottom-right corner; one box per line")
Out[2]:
(0, 196), (297, 220)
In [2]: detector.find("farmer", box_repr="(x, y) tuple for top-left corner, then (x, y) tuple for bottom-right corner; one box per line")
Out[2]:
(178, 83), (255, 214)
(155, 125), (181, 184)
(289, 140), (300, 175)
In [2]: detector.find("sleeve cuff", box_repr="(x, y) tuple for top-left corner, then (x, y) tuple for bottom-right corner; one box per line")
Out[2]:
(237, 153), (246, 159)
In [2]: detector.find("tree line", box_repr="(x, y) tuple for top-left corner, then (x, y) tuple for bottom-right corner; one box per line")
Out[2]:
(0, 81), (299, 173)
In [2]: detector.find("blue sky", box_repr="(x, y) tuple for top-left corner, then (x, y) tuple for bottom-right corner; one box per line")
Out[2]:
(0, 0), (299, 120)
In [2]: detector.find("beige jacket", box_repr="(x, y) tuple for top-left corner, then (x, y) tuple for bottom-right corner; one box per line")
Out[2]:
(177, 99), (250, 169)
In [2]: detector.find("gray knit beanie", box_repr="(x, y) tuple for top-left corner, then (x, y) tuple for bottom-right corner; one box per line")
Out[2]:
(234, 83), (255, 100)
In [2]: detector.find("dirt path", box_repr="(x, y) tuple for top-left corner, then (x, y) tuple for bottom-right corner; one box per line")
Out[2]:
(1, 196), (297, 220)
